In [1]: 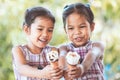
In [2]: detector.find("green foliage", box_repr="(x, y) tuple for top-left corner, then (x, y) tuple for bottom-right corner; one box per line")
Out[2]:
(0, 0), (120, 80)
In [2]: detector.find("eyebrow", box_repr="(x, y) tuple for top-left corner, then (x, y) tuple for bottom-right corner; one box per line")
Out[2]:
(79, 23), (86, 25)
(67, 23), (86, 27)
(38, 25), (54, 29)
(37, 25), (44, 28)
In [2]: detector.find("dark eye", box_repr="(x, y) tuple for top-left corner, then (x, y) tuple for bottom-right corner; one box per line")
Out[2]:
(38, 28), (43, 31)
(80, 26), (86, 28)
(68, 27), (74, 30)
(48, 29), (53, 32)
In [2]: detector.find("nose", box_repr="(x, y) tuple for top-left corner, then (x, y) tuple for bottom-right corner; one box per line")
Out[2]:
(74, 28), (81, 35)
(42, 30), (48, 37)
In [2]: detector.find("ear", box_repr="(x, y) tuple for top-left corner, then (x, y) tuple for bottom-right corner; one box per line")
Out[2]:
(90, 22), (95, 32)
(23, 25), (31, 35)
(64, 27), (67, 33)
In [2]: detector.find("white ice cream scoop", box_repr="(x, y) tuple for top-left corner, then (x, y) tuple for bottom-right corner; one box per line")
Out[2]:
(66, 51), (80, 65)
(47, 50), (59, 62)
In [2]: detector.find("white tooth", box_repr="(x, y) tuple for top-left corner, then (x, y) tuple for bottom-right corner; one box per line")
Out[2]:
(40, 39), (47, 42)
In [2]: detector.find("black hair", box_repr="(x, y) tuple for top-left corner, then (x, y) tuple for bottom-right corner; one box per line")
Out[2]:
(23, 6), (55, 27)
(63, 3), (94, 29)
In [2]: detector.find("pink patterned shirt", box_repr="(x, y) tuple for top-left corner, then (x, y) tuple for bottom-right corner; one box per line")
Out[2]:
(12, 45), (52, 80)
(65, 41), (104, 80)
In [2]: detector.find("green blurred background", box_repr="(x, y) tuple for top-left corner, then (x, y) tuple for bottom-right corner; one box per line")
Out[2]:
(0, 0), (120, 80)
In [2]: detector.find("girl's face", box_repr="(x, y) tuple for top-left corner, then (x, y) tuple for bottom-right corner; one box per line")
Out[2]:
(26, 17), (54, 49)
(65, 13), (94, 47)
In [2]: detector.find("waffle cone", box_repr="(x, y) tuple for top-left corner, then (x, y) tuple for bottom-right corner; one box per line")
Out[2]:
(50, 60), (58, 69)
(67, 63), (76, 70)
(64, 71), (73, 80)
(66, 63), (76, 80)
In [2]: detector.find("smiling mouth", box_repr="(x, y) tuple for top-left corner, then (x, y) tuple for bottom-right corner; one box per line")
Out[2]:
(39, 39), (48, 43)
(74, 37), (83, 42)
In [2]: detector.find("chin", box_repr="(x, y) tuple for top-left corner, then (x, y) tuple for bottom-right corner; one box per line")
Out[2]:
(37, 44), (46, 48)
(75, 42), (86, 47)
(38, 46), (45, 49)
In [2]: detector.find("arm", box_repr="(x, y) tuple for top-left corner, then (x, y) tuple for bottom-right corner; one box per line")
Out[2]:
(58, 45), (69, 80)
(58, 45), (68, 69)
(78, 41), (105, 75)
(92, 41), (104, 60)
(12, 46), (51, 79)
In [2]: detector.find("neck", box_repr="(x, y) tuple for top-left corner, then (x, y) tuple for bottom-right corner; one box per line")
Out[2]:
(26, 44), (43, 54)
(72, 40), (90, 48)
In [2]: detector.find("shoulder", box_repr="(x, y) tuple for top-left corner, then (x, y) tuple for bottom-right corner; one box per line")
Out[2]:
(12, 45), (22, 53)
(91, 41), (105, 60)
(92, 41), (104, 45)
(58, 43), (70, 56)
(92, 41), (105, 50)
(12, 45), (28, 66)
(58, 43), (71, 50)
(12, 45), (25, 57)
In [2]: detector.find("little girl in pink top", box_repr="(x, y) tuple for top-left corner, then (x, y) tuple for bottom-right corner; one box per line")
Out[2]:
(59, 3), (105, 80)
(12, 6), (63, 80)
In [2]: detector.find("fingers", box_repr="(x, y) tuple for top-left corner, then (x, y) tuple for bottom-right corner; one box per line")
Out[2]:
(67, 67), (81, 79)
(51, 67), (60, 73)
(51, 68), (63, 79)
(68, 67), (77, 74)
(68, 70), (77, 78)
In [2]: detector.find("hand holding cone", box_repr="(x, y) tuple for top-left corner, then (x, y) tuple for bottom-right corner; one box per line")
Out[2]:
(66, 51), (80, 80)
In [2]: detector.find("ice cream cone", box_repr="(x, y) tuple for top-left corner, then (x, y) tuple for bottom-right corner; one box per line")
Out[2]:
(65, 51), (80, 80)
(64, 63), (75, 80)
(66, 51), (80, 71)
(47, 50), (59, 69)
(50, 60), (59, 69)
(67, 63), (76, 70)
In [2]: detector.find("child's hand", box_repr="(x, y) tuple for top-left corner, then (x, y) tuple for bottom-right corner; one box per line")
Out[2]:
(42, 65), (53, 79)
(50, 67), (63, 80)
(42, 65), (63, 79)
(67, 65), (82, 79)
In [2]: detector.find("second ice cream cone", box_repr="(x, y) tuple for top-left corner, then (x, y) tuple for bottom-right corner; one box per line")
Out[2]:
(67, 63), (76, 70)
(66, 51), (80, 80)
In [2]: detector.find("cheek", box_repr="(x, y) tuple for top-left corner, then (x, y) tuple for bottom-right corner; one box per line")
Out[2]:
(32, 31), (40, 37)
(49, 33), (53, 38)
(67, 32), (72, 39)
(85, 30), (91, 38)
(50, 34), (52, 38)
